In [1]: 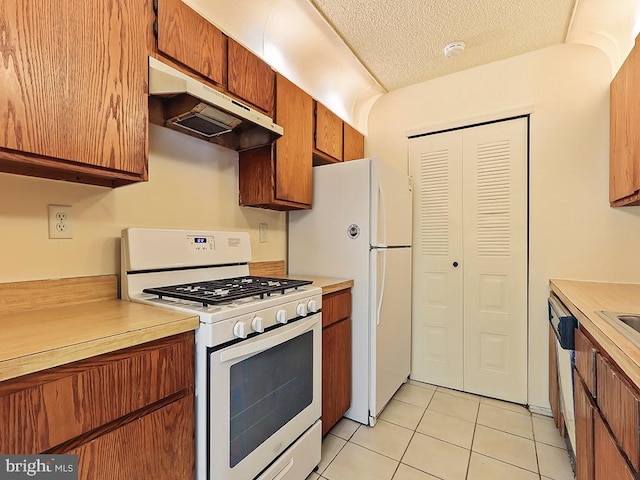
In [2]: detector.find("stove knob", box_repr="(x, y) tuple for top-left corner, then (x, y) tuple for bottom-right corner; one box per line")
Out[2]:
(252, 316), (265, 333)
(307, 299), (319, 313)
(233, 321), (248, 339)
(276, 309), (288, 324)
(296, 303), (308, 317)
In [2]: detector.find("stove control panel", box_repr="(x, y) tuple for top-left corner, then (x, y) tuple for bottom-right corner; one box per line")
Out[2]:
(204, 293), (323, 344)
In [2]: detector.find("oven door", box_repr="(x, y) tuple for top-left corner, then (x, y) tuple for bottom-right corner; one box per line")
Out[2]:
(208, 313), (321, 480)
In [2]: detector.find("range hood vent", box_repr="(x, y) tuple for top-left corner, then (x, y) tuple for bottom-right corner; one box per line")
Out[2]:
(149, 57), (283, 151)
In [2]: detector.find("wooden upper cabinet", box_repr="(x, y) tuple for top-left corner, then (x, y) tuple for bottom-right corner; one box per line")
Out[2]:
(314, 102), (343, 163)
(227, 39), (275, 114)
(238, 74), (313, 210)
(610, 34), (640, 206)
(0, 0), (148, 187)
(343, 122), (365, 161)
(156, 0), (227, 87)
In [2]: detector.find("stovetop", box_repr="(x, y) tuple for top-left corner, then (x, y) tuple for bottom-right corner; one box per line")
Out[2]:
(143, 276), (313, 307)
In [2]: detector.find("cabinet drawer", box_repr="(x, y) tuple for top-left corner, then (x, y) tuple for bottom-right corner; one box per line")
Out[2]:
(68, 394), (194, 480)
(594, 410), (635, 480)
(0, 333), (194, 454)
(575, 327), (598, 398)
(596, 354), (640, 471)
(322, 289), (352, 328)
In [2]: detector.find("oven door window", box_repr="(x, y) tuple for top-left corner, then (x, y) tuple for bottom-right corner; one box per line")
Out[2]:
(229, 330), (314, 467)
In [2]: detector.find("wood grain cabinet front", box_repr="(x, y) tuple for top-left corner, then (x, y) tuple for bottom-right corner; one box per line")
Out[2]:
(0, 333), (195, 480)
(596, 354), (640, 471)
(575, 373), (596, 480)
(313, 102), (344, 164)
(321, 288), (352, 436)
(239, 74), (313, 210)
(548, 325), (562, 431)
(343, 122), (365, 161)
(155, 0), (227, 87)
(594, 410), (636, 480)
(0, 0), (148, 187)
(227, 38), (275, 115)
(575, 327), (598, 398)
(610, 34), (640, 207)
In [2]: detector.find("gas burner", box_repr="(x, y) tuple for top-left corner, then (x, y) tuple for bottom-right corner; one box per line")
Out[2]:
(143, 276), (313, 307)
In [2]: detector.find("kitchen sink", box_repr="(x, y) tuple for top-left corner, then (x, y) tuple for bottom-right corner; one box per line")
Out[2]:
(597, 311), (640, 348)
(617, 314), (640, 332)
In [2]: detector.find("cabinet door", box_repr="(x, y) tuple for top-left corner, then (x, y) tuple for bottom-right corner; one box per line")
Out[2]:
(610, 35), (640, 206)
(343, 122), (365, 161)
(549, 325), (563, 431)
(315, 102), (343, 162)
(68, 395), (194, 480)
(575, 373), (595, 480)
(594, 410), (635, 480)
(596, 354), (640, 471)
(156, 0), (227, 87)
(322, 318), (352, 436)
(275, 75), (314, 205)
(322, 289), (352, 328)
(0, 333), (193, 454)
(575, 327), (598, 398)
(227, 39), (275, 114)
(0, 0), (147, 180)
(238, 74), (313, 209)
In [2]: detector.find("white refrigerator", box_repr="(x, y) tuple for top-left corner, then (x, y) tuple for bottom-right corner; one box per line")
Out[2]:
(288, 157), (412, 426)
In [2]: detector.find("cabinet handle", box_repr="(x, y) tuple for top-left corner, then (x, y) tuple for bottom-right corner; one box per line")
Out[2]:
(453, 261), (459, 267)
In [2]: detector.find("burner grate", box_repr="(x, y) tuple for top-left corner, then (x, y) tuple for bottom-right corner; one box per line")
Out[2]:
(143, 276), (313, 306)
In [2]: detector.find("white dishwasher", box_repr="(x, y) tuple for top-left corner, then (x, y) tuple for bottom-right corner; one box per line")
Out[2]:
(548, 295), (578, 456)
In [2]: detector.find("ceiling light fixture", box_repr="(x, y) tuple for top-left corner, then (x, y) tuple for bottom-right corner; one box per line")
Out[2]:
(444, 41), (465, 58)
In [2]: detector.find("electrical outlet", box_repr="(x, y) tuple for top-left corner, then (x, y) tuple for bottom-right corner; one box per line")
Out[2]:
(259, 223), (268, 243)
(48, 205), (73, 239)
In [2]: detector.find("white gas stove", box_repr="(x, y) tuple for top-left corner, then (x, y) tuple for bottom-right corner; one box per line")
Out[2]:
(121, 228), (322, 480)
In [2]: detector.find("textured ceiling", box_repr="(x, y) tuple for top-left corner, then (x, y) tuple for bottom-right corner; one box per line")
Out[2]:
(310, 0), (577, 91)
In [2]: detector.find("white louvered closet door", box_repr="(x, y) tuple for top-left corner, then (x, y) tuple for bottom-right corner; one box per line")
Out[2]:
(409, 117), (528, 403)
(409, 130), (464, 390)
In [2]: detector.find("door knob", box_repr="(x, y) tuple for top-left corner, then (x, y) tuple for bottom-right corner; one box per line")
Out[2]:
(453, 261), (459, 267)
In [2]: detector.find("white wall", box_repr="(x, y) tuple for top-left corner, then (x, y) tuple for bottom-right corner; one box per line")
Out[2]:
(0, 124), (286, 283)
(366, 43), (640, 410)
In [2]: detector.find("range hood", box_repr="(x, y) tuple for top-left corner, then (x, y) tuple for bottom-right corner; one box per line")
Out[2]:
(148, 56), (283, 151)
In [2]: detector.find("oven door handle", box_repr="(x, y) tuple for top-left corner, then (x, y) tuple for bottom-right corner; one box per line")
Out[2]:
(219, 315), (319, 363)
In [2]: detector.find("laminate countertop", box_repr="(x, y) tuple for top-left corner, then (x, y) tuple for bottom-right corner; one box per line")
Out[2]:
(550, 279), (640, 388)
(289, 275), (354, 295)
(0, 299), (199, 383)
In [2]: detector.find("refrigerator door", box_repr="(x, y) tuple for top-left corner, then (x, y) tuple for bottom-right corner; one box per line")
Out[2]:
(289, 158), (372, 425)
(369, 246), (412, 423)
(371, 158), (413, 248)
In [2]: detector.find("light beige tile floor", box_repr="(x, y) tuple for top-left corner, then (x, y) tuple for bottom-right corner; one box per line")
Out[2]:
(308, 381), (575, 480)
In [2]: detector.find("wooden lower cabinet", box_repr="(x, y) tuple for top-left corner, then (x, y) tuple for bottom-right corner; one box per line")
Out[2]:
(69, 395), (194, 479)
(594, 410), (635, 480)
(0, 333), (195, 479)
(321, 289), (352, 436)
(575, 372), (595, 480)
(549, 325), (562, 431)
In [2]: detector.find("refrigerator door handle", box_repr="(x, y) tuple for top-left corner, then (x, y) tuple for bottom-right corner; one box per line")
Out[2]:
(376, 249), (387, 326)
(378, 179), (387, 247)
